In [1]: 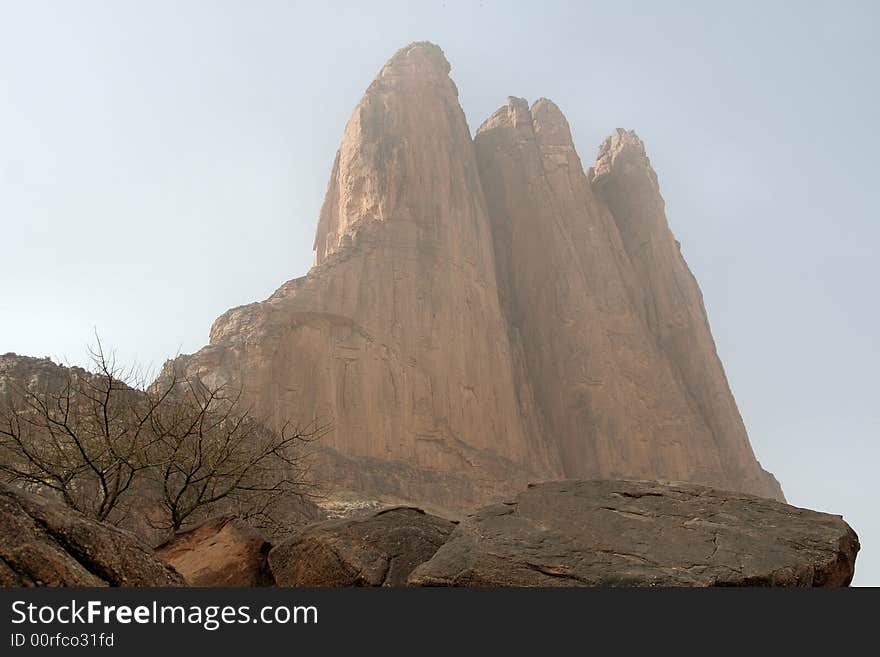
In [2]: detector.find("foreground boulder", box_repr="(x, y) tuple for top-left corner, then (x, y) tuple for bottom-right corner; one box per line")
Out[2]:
(408, 480), (859, 587)
(0, 484), (184, 587)
(155, 516), (273, 587)
(269, 507), (455, 586)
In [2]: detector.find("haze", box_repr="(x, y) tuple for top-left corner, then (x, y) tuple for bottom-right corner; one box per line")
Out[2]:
(1, 1), (877, 584)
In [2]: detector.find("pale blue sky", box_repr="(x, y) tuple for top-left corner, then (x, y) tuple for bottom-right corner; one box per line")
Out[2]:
(2, 1), (877, 584)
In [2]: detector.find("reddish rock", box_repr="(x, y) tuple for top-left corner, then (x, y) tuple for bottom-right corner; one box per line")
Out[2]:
(164, 42), (782, 510)
(475, 100), (782, 499)
(166, 42), (560, 510)
(155, 516), (274, 587)
(590, 129), (782, 499)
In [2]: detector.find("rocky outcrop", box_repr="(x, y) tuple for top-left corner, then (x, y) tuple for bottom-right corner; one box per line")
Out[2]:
(408, 480), (858, 587)
(475, 100), (782, 499)
(166, 42), (560, 510)
(590, 130), (781, 499)
(0, 353), (90, 400)
(268, 507), (455, 586)
(162, 41), (783, 510)
(155, 516), (273, 587)
(0, 483), (185, 587)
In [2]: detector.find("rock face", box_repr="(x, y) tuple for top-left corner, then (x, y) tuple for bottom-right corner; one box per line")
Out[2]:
(0, 483), (185, 587)
(408, 480), (858, 587)
(268, 507), (455, 586)
(475, 101), (782, 499)
(167, 42), (559, 509)
(164, 41), (783, 510)
(155, 516), (274, 587)
(0, 353), (90, 400)
(590, 130), (781, 499)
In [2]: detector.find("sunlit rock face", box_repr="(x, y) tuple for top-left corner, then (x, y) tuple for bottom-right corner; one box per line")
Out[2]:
(165, 42), (782, 511)
(166, 42), (561, 511)
(475, 100), (782, 501)
(589, 129), (781, 500)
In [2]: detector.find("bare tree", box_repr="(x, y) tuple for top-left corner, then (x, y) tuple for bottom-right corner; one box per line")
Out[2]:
(0, 340), (167, 522)
(0, 338), (325, 538)
(146, 378), (327, 534)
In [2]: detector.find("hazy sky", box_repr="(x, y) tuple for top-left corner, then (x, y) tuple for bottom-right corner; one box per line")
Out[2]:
(2, 1), (877, 584)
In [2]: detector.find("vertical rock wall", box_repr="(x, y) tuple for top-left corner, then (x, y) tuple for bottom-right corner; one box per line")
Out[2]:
(166, 42), (782, 509)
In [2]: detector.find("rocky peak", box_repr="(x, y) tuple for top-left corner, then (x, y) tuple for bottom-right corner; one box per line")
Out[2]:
(312, 41), (477, 267)
(165, 42), (784, 510)
(379, 41), (451, 79)
(171, 42), (561, 512)
(590, 128), (783, 500)
(597, 127), (647, 159)
(530, 98), (575, 149)
(0, 353), (88, 397)
(475, 97), (582, 180)
(477, 97), (572, 143)
(475, 98), (782, 500)
(591, 128), (657, 188)
(506, 96), (532, 128)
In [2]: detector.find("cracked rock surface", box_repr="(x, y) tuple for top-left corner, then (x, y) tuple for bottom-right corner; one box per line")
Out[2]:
(268, 507), (455, 586)
(408, 480), (859, 587)
(0, 483), (185, 587)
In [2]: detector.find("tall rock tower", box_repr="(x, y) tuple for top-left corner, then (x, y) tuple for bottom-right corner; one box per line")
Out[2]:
(169, 43), (560, 510)
(167, 42), (782, 510)
(476, 100), (782, 500)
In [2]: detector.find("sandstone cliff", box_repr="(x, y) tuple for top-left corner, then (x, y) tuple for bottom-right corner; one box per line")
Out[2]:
(475, 99), (781, 499)
(589, 129), (781, 499)
(167, 43), (560, 510)
(164, 42), (782, 510)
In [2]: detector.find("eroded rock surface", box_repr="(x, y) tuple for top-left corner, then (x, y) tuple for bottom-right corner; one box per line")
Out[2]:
(268, 506), (455, 586)
(0, 484), (185, 587)
(475, 100), (782, 499)
(165, 42), (560, 510)
(408, 480), (858, 587)
(162, 41), (783, 510)
(155, 516), (273, 587)
(590, 130), (781, 499)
